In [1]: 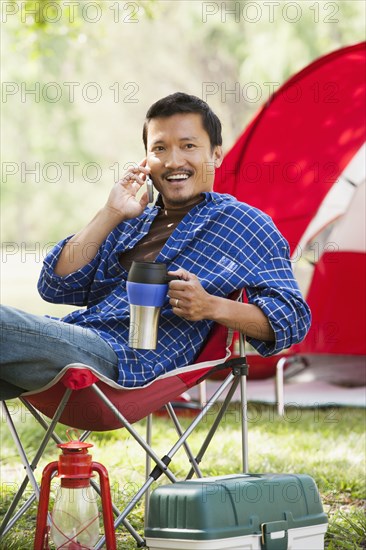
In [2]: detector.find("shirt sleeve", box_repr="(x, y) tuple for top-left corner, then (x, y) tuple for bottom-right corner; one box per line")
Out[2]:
(37, 236), (101, 306)
(245, 233), (311, 356)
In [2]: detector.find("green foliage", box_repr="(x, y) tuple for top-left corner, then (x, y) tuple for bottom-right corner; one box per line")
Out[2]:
(6, 0), (158, 51)
(186, 0), (366, 137)
(6, 0), (83, 62)
(1, 0), (366, 243)
(327, 507), (366, 549)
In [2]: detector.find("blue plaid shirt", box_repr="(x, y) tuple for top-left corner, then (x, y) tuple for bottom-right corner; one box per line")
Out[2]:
(38, 192), (311, 387)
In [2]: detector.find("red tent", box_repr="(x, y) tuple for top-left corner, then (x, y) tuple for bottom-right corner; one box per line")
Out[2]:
(215, 42), (366, 372)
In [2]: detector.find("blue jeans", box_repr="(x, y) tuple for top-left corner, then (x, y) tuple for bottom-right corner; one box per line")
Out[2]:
(0, 305), (119, 400)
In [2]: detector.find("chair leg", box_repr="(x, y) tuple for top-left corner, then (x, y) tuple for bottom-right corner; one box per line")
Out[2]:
(3, 372), (245, 548)
(95, 474), (157, 549)
(1, 401), (40, 498)
(0, 389), (72, 538)
(185, 374), (239, 480)
(239, 373), (249, 472)
(91, 384), (177, 483)
(276, 357), (286, 416)
(94, 373), (238, 548)
(21, 399), (145, 547)
(165, 402), (203, 478)
(0, 400), (39, 537)
(237, 332), (249, 472)
(199, 379), (207, 406)
(144, 414), (153, 531)
(0, 492), (38, 538)
(166, 371), (237, 461)
(29, 399), (147, 546)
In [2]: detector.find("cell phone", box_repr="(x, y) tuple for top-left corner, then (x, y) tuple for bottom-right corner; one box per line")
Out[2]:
(146, 176), (154, 203)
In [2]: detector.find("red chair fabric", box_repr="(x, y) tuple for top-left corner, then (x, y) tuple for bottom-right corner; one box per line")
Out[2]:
(23, 318), (235, 431)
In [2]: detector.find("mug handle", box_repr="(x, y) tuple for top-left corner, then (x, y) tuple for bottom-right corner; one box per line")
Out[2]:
(165, 275), (181, 282)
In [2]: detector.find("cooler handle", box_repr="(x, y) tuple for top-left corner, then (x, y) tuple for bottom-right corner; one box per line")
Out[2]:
(261, 520), (288, 550)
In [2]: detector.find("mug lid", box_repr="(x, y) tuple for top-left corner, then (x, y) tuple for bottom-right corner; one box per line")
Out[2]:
(128, 261), (168, 284)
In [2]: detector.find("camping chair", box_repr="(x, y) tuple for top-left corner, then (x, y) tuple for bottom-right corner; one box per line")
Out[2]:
(0, 296), (250, 548)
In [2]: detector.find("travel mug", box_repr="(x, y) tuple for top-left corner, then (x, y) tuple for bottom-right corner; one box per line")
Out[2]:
(127, 261), (175, 350)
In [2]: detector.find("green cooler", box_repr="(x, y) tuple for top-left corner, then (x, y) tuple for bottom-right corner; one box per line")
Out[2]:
(145, 474), (328, 549)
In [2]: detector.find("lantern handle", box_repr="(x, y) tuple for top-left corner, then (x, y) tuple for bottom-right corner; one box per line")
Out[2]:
(65, 428), (81, 442)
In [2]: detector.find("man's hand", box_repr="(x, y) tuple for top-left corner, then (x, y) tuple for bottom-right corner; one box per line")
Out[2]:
(54, 160), (151, 277)
(168, 268), (275, 342)
(168, 268), (215, 322)
(104, 159), (150, 222)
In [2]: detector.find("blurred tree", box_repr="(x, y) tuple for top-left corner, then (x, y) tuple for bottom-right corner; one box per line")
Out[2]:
(5, 0), (157, 55)
(184, 0), (366, 138)
(2, 1), (156, 242)
(1, 0), (365, 244)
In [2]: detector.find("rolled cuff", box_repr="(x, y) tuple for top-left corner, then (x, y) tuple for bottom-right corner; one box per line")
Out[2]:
(247, 293), (311, 357)
(38, 236), (100, 304)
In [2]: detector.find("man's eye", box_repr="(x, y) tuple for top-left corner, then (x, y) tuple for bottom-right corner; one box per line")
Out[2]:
(185, 144), (195, 149)
(153, 146), (164, 152)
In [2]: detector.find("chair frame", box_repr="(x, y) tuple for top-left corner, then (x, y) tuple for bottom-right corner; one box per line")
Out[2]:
(275, 356), (310, 415)
(0, 338), (249, 549)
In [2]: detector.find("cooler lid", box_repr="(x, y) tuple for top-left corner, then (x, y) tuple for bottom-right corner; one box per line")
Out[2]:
(145, 474), (328, 541)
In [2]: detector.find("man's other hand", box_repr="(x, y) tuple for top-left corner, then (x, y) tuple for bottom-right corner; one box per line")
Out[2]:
(168, 268), (214, 322)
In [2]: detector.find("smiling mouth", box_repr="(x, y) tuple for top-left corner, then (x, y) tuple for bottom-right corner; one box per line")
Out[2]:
(165, 172), (192, 183)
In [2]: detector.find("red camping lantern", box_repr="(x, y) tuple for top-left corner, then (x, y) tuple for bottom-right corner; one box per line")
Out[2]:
(34, 431), (116, 550)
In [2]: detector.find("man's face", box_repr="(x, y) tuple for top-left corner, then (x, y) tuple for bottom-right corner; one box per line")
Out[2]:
(146, 113), (223, 209)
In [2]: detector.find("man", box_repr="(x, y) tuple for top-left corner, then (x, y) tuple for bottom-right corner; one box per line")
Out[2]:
(0, 92), (311, 400)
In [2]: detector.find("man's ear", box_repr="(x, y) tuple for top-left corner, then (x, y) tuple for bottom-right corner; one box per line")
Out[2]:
(213, 146), (224, 168)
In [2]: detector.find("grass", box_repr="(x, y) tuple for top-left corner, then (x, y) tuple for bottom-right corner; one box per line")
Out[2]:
(0, 402), (365, 549)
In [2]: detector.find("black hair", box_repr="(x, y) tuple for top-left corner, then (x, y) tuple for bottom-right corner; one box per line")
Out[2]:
(143, 92), (222, 152)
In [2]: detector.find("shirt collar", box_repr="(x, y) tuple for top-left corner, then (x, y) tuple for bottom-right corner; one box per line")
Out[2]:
(154, 191), (221, 210)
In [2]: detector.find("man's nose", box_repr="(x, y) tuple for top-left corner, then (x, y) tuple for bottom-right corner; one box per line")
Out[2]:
(164, 147), (185, 168)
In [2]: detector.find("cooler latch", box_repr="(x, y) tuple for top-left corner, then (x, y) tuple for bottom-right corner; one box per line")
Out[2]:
(261, 520), (288, 550)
